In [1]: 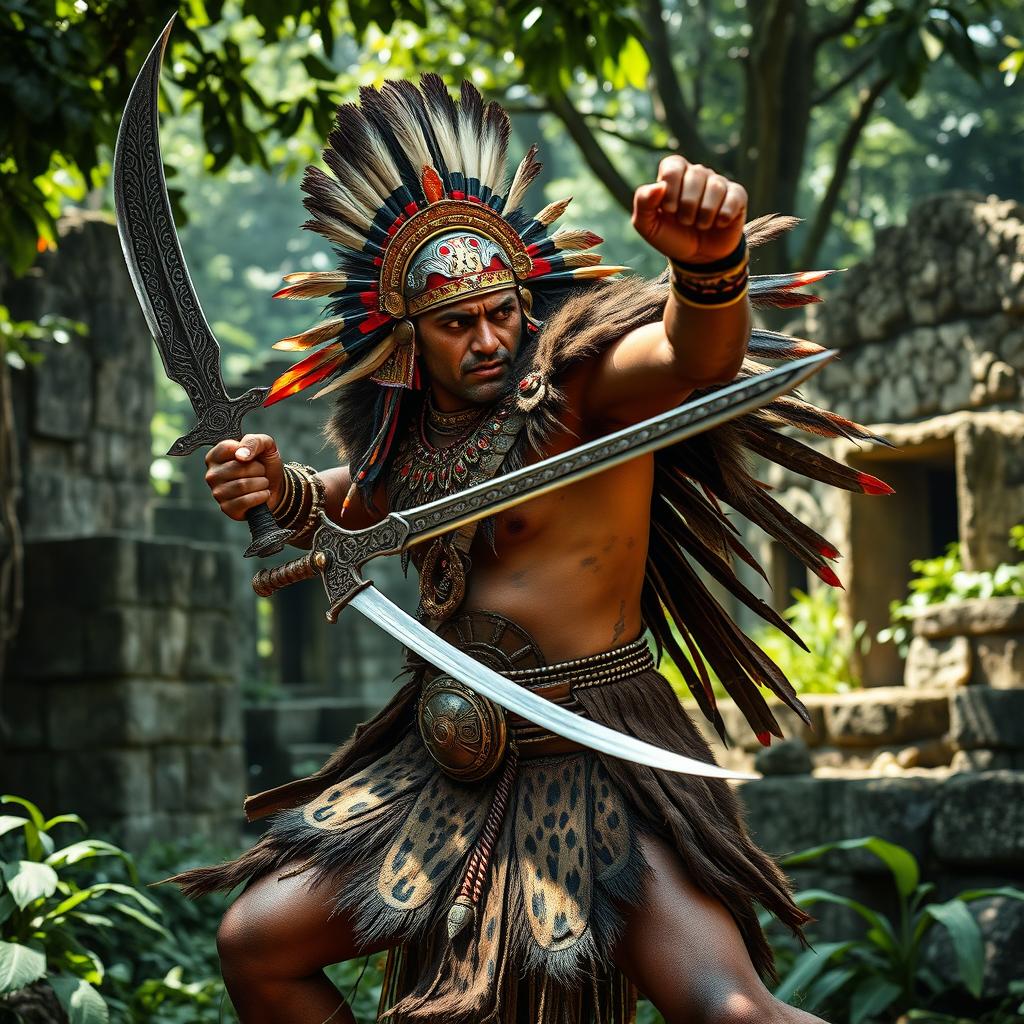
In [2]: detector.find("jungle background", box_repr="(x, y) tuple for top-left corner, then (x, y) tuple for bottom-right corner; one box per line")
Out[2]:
(2, 1), (1024, 1022)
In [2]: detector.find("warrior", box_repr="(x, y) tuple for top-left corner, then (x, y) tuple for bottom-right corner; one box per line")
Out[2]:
(163, 78), (891, 1024)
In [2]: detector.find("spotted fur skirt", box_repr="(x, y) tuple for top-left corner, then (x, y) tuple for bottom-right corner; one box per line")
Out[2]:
(163, 612), (811, 1024)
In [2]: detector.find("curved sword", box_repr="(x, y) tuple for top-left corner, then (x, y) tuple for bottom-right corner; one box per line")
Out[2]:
(254, 353), (836, 780)
(112, 17), (290, 557)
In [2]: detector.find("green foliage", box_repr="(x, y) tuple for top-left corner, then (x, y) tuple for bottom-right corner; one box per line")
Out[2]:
(878, 525), (1024, 655)
(0, 795), (245, 1023)
(663, 585), (865, 706)
(0, 305), (87, 368)
(763, 836), (1024, 1023)
(0, 793), (156, 1021)
(753, 587), (867, 695)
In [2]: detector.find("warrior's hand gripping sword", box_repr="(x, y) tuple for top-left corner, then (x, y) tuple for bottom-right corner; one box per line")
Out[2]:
(112, 17), (290, 558)
(253, 351), (835, 783)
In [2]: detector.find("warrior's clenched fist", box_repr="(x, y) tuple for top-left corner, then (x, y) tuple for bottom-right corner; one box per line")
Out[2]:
(205, 434), (285, 521)
(632, 156), (748, 265)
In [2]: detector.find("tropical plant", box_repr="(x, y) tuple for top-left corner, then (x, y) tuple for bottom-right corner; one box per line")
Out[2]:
(761, 836), (1024, 1024)
(754, 586), (868, 695)
(878, 524), (1024, 656)
(0, 793), (168, 1022)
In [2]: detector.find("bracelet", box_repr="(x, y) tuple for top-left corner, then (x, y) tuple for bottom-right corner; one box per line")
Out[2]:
(271, 465), (305, 529)
(288, 465), (327, 543)
(669, 235), (749, 309)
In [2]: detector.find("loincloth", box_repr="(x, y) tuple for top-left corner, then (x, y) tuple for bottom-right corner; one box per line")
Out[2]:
(163, 610), (812, 1024)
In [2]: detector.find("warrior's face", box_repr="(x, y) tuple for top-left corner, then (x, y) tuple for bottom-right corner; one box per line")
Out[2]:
(415, 288), (522, 409)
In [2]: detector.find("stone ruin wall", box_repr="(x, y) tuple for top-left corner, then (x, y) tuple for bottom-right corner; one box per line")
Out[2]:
(0, 213), (247, 850)
(712, 191), (1024, 990)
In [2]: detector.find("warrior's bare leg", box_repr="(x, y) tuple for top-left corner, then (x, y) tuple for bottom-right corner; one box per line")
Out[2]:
(613, 832), (828, 1024)
(215, 862), (393, 1024)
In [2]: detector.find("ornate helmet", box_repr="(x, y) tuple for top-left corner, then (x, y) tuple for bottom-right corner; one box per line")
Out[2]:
(263, 76), (624, 488)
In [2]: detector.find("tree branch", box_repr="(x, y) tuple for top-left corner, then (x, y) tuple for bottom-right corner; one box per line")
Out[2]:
(812, 0), (870, 50)
(811, 49), (875, 107)
(797, 73), (893, 266)
(546, 88), (635, 212)
(591, 120), (673, 154)
(638, 0), (715, 164)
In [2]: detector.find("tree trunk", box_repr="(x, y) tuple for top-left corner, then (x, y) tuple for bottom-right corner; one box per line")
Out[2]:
(739, 0), (816, 271)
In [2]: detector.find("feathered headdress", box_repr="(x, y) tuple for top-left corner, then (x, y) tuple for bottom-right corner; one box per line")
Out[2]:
(264, 76), (622, 489)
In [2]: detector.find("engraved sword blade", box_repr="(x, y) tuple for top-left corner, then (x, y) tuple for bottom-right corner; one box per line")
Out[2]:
(350, 585), (758, 780)
(112, 16), (267, 455)
(397, 350), (834, 547)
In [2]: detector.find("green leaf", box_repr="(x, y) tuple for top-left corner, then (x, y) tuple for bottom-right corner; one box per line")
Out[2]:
(2, 861), (59, 910)
(49, 973), (109, 1024)
(46, 840), (132, 871)
(774, 941), (856, 1003)
(83, 883), (161, 915)
(849, 976), (902, 1024)
(42, 814), (86, 833)
(793, 889), (899, 954)
(0, 816), (30, 839)
(924, 901), (984, 998)
(0, 796), (45, 831)
(0, 892), (16, 926)
(804, 965), (858, 1010)
(0, 940), (47, 996)
(110, 901), (174, 941)
(782, 836), (919, 898)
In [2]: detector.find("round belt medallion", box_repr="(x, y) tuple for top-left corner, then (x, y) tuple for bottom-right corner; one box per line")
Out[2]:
(417, 674), (507, 781)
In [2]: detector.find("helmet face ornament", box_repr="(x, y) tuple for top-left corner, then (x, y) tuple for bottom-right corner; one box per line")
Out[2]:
(263, 76), (626, 486)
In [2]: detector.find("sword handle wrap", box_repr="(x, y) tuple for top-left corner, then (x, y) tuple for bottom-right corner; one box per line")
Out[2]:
(243, 504), (293, 558)
(252, 551), (328, 597)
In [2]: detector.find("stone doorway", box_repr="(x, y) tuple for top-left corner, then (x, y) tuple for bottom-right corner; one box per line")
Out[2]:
(847, 434), (959, 687)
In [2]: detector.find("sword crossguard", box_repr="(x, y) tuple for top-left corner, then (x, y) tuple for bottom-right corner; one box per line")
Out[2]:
(250, 512), (412, 622)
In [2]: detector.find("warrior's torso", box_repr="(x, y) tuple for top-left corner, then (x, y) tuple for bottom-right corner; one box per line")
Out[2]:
(384, 384), (654, 662)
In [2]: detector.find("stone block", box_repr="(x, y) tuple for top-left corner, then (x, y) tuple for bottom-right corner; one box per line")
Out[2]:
(913, 598), (1024, 639)
(180, 683), (219, 745)
(951, 748), (1024, 771)
(31, 336), (93, 441)
(186, 610), (238, 682)
(153, 747), (189, 812)
(152, 608), (189, 678)
(1, 679), (49, 748)
(51, 749), (153, 818)
(950, 688), (1024, 749)
(186, 745), (246, 812)
(972, 634), (1024, 688)
(46, 680), (194, 748)
(840, 775), (940, 870)
(933, 770), (1024, 866)
(0, 752), (54, 812)
(904, 635), (971, 689)
(190, 545), (237, 610)
(22, 536), (139, 612)
(753, 737), (812, 775)
(738, 776), (847, 858)
(822, 688), (950, 747)
(715, 697), (827, 752)
(213, 684), (243, 744)
(137, 541), (192, 608)
(83, 607), (155, 676)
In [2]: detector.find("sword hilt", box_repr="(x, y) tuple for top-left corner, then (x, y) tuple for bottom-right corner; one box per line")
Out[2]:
(252, 551), (328, 597)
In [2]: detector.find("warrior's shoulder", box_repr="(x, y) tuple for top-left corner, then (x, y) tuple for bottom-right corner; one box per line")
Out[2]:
(527, 274), (667, 384)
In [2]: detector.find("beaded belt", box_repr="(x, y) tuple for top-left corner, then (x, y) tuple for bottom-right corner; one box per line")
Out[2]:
(503, 635), (653, 758)
(416, 615), (655, 779)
